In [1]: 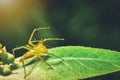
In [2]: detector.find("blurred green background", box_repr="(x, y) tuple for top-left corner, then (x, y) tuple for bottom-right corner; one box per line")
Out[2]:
(0, 0), (120, 80)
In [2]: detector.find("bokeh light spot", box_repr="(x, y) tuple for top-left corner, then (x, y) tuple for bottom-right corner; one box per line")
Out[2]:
(0, 0), (16, 7)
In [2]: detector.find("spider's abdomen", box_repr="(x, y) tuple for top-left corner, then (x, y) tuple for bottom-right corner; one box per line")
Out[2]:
(19, 51), (34, 62)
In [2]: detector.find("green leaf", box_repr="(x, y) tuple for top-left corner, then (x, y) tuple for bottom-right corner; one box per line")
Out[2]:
(1, 46), (120, 80)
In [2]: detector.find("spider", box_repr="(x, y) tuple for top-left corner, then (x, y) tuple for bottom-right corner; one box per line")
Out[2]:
(13, 27), (64, 78)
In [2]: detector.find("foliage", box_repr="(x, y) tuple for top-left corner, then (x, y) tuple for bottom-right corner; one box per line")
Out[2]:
(1, 46), (120, 80)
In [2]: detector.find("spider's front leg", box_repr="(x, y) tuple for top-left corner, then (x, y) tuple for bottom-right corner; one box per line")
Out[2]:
(12, 45), (32, 56)
(28, 27), (50, 46)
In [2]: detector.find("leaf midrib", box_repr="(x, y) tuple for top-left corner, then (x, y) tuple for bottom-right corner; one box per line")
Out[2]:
(48, 57), (119, 63)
